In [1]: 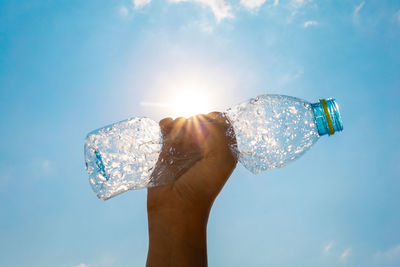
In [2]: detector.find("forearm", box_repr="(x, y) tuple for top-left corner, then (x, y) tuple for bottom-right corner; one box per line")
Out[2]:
(145, 112), (236, 267)
(146, 207), (209, 267)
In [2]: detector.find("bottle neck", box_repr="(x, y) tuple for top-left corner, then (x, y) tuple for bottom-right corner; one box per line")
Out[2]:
(311, 98), (343, 136)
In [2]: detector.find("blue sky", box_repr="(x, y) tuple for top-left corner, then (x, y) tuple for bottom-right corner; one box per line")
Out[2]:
(1, 0), (400, 266)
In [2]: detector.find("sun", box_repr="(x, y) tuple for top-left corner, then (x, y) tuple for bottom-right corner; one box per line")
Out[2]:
(139, 88), (213, 119)
(139, 63), (233, 119)
(171, 90), (210, 118)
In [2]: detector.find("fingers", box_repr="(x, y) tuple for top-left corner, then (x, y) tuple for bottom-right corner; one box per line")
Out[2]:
(206, 111), (221, 120)
(160, 112), (232, 136)
(171, 117), (186, 128)
(159, 117), (188, 143)
(159, 117), (188, 134)
(205, 111), (237, 152)
(204, 112), (233, 132)
(169, 117), (187, 139)
(159, 112), (233, 146)
(159, 117), (173, 136)
(159, 117), (173, 128)
(206, 111), (228, 123)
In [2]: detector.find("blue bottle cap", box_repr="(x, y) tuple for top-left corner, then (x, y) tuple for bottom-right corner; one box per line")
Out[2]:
(311, 98), (343, 136)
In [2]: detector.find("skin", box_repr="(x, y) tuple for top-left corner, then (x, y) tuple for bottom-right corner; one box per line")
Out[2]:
(146, 112), (237, 267)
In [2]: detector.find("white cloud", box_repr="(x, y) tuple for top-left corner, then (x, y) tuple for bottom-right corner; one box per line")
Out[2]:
(118, 5), (129, 16)
(287, 0), (312, 22)
(396, 10), (400, 22)
(169, 0), (233, 21)
(374, 244), (400, 261)
(340, 248), (352, 262)
(354, 1), (365, 18)
(273, 0), (279, 6)
(133, 0), (151, 8)
(98, 253), (117, 265)
(303, 20), (318, 27)
(292, 0), (305, 5)
(76, 264), (88, 267)
(0, 172), (11, 189)
(324, 241), (334, 253)
(240, 0), (267, 10)
(196, 20), (214, 33)
(180, 19), (215, 33)
(29, 158), (54, 177)
(291, 0), (311, 9)
(293, 67), (304, 79)
(278, 67), (304, 85)
(42, 159), (51, 172)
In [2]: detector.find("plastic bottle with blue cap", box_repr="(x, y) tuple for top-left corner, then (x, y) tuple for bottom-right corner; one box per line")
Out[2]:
(85, 94), (344, 200)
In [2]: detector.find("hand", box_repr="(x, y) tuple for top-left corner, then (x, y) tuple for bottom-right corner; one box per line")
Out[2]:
(146, 112), (237, 267)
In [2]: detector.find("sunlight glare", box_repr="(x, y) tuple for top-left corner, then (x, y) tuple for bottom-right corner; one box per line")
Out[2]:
(171, 90), (210, 118)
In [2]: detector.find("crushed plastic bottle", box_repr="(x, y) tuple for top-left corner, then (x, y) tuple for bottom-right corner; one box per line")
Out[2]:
(84, 118), (162, 200)
(84, 94), (343, 200)
(226, 95), (343, 173)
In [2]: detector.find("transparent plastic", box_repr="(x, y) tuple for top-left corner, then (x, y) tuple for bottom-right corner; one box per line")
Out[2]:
(84, 94), (343, 200)
(226, 95), (320, 174)
(84, 118), (162, 200)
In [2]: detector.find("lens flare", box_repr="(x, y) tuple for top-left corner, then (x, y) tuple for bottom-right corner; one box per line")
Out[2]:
(171, 90), (210, 118)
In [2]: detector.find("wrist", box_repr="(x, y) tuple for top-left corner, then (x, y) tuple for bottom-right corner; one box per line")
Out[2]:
(147, 200), (210, 241)
(147, 185), (213, 231)
(147, 202), (209, 267)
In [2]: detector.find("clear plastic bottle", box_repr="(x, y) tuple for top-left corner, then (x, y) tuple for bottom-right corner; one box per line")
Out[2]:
(84, 94), (343, 200)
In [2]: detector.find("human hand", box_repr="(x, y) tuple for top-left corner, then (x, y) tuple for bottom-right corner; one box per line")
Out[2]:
(146, 112), (237, 267)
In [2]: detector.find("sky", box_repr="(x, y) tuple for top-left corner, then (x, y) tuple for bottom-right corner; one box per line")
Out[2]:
(0, 0), (400, 266)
